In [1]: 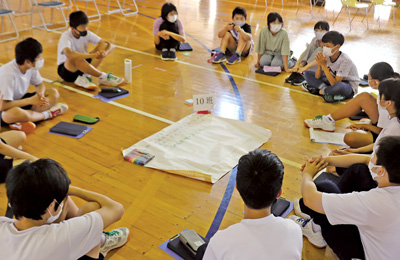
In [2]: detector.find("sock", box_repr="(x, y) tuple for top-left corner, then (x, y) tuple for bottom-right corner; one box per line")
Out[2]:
(99, 72), (107, 80)
(326, 114), (335, 122)
(236, 50), (242, 56)
(42, 111), (51, 120)
(101, 233), (106, 247)
(82, 73), (91, 78)
(219, 50), (226, 55)
(311, 220), (321, 233)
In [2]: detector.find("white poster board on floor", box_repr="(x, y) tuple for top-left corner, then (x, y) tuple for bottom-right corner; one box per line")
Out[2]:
(122, 114), (272, 183)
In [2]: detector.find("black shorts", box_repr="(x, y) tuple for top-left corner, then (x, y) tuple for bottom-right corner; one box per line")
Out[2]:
(0, 92), (36, 126)
(78, 253), (104, 260)
(57, 58), (92, 82)
(0, 138), (14, 183)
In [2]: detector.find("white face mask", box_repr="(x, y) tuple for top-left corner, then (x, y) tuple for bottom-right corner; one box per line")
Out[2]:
(46, 201), (63, 223)
(315, 31), (326, 40)
(322, 46), (336, 57)
(270, 24), (282, 33)
(33, 58), (44, 70)
(368, 160), (382, 180)
(234, 20), (245, 27)
(167, 14), (177, 23)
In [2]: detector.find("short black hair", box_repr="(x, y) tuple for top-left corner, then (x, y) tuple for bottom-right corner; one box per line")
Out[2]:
(232, 6), (247, 19)
(15, 38), (42, 65)
(378, 78), (400, 122)
(267, 12), (284, 29)
(370, 62), (399, 81)
(69, 11), (89, 28)
(314, 21), (330, 31)
(376, 136), (400, 184)
(161, 3), (177, 22)
(236, 149), (284, 210)
(6, 159), (71, 220)
(321, 31), (344, 46)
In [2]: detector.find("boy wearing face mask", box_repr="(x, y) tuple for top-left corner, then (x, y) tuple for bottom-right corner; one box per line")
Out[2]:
(286, 21), (330, 86)
(0, 38), (68, 134)
(153, 3), (186, 61)
(255, 12), (294, 72)
(302, 31), (360, 103)
(0, 159), (129, 260)
(212, 6), (253, 65)
(290, 135), (400, 260)
(57, 11), (124, 89)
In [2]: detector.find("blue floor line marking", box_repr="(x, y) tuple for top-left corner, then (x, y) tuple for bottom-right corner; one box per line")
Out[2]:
(135, 12), (244, 238)
(205, 166), (238, 240)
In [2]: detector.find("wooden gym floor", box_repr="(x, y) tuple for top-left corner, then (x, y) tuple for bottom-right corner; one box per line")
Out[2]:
(0, 0), (400, 259)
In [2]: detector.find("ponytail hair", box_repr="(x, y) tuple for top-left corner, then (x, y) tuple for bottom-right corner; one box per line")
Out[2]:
(379, 78), (400, 122)
(369, 62), (399, 81)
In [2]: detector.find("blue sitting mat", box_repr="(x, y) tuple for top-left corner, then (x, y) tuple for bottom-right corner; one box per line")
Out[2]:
(36, 1), (64, 7)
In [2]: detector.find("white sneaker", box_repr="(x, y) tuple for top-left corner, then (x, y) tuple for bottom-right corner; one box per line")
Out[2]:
(100, 227), (129, 257)
(99, 73), (125, 87)
(294, 199), (311, 219)
(304, 115), (335, 132)
(289, 215), (327, 248)
(74, 75), (97, 90)
(48, 103), (68, 119)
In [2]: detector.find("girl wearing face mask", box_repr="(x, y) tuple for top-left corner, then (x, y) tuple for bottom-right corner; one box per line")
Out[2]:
(286, 21), (330, 86)
(255, 12), (294, 72)
(153, 3), (186, 61)
(305, 62), (400, 148)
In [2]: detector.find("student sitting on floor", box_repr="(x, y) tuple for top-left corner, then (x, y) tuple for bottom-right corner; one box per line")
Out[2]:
(212, 6), (253, 65)
(57, 11), (124, 89)
(0, 130), (37, 183)
(302, 31), (360, 103)
(153, 3), (186, 61)
(286, 21), (330, 86)
(304, 62), (399, 147)
(255, 12), (294, 72)
(0, 38), (68, 134)
(0, 158), (129, 260)
(291, 135), (400, 260)
(200, 149), (302, 260)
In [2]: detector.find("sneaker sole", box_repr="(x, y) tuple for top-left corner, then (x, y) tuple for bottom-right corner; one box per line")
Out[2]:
(212, 59), (226, 64)
(304, 235), (327, 249)
(9, 122), (36, 134)
(226, 60), (241, 65)
(161, 56), (169, 61)
(292, 81), (307, 86)
(304, 121), (335, 132)
(74, 82), (97, 90)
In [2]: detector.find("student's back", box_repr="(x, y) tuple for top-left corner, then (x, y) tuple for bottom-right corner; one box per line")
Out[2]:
(203, 214), (302, 260)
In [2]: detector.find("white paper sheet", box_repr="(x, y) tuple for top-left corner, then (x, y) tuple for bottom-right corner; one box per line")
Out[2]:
(123, 114), (272, 183)
(309, 128), (346, 146)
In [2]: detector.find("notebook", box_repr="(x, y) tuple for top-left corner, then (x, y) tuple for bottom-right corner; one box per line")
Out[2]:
(50, 122), (88, 137)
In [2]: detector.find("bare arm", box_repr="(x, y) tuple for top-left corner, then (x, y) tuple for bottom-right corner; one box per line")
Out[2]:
(321, 64), (342, 86)
(236, 26), (252, 41)
(63, 47), (97, 61)
(218, 23), (232, 38)
(165, 31), (185, 43)
(327, 154), (371, 168)
(0, 141), (37, 161)
(301, 157), (328, 214)
(68, 186), (124, 229)
(0, 98), (34, 111)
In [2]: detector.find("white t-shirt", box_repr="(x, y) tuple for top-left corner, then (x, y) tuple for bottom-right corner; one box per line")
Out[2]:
(0, 211), (103, 260)
(326, 52), (360, 94)
(373, 116), (400, 154)
(203, 214), (302, 260)
(0, 59), (42, 101)
(57, 28), (101, 65)
(323, 186), (400, 260)
(377, 98), (390, 128)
